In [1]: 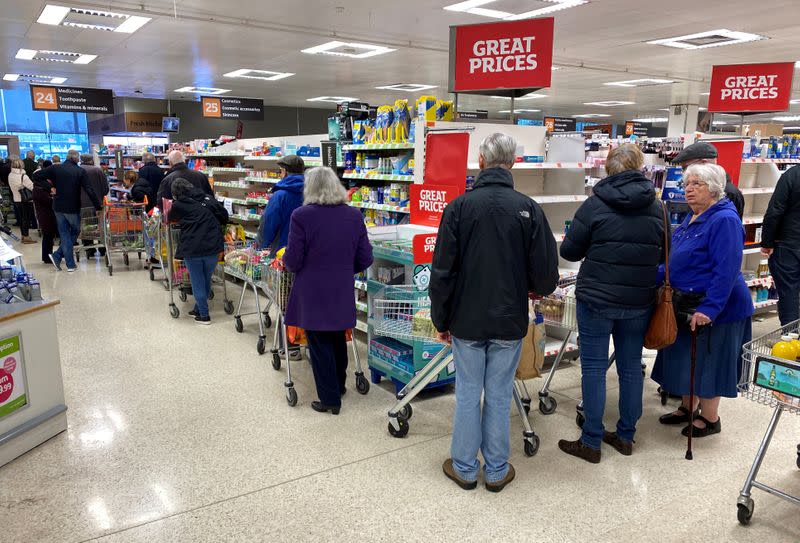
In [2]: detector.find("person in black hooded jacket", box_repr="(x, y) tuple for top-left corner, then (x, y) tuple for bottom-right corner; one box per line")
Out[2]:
(558, 143), (664, 464)
(169, 178), (228, 325)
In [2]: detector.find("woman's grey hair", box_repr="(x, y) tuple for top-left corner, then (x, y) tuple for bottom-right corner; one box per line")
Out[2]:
(605, 143), (644, 176)
(303, 167), (348, 205)
(171, 178), (194, 201)
(684, 163), (727, 202)
(479, 133), (517, 169)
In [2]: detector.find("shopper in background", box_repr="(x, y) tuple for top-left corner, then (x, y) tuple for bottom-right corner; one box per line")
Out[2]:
(138, 152), (164, 211)
(283, 167), (373, 414)
(760, 164), (800, 325)
(7, 157), (37, 244)
(0, 156), (10, 187)
(430, 133), (559, 493)
(51, 155), (61, 164)
(672, 141), (744, 218)
(79, 154), (110, 258)
(34, 149), (101, 272)
(23, 151), (37, 181)
(124, 170), (151, 205)
(157, 150), (213, 203)
(257, 155), (305, 252)
(652, 163), (753, 438)
(168, 178), (228, 325)
(32, 160), (57, 264)
(558, 144), (664, 463)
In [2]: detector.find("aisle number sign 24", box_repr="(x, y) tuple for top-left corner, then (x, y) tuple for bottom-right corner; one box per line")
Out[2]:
(202, 97), (222, 118)
(32, 86), (59, 110)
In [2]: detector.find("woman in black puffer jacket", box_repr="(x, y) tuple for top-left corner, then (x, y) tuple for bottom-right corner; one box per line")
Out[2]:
(557, 144), (664, 464)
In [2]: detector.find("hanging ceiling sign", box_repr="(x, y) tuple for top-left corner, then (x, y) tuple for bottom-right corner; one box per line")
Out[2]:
(708, 62), (795, 113)
(449, 17), (554, 96)
(625, 121), (651, 137)
(29, 85), (114, 113)
(201, 96), (264, 120)
(544, 117), (576, 133)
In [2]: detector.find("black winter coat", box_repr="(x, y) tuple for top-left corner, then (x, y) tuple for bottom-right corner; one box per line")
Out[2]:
(130, 178), (152, 206)
(80, 165), (109, 209)
(34, 160), (101, 213)
(157, 163), (213, 203)
(169, 187), (229, 259)
(138, 162), (164, 207)
(761, 164), (800, 250)
(430, 167), (559, 341)
(560, 170), (664, 309)
(725, 178), (744, 218)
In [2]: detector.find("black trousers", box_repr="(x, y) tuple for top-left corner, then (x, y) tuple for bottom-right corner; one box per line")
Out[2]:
(306, 330), (348, 407)
(13, 201), (33, 237)
(769, 244), (800, 325)
(41, 232), (54, 263)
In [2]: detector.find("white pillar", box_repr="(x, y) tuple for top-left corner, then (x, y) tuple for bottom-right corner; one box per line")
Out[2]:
(667, 104), (700, 137)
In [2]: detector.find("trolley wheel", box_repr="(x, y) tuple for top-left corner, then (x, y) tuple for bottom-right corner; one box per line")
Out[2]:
(149, 268), (155, 281)
(208, 289), (214, 300)
(234, 317), (243, 333)
(257, 337), (266, 355)
(76, 252), (80, 262)
(263, 314), (272, 328)
(108, 265), (113, 276)
(576, 412), (586, 429)
(271, 352), (281, 370)
(169, 305), (179, 319)
(737, 501), (754, 525)
(355, 374), (370, 395)
(388, 418), (409, 438)
(137, 251), (142, 260)
(179, 291), (188, 303)
(397, 403), (413, 421)
(123, 253), (129, 266)
(524, 435), (540, 457)
(286, 387), (297, 407)
(223, 300), (234, 314)
(539, 396), (557, 415)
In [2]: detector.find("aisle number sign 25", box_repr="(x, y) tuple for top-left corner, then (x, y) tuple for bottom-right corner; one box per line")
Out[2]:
(202, 97), (222, 118)
(32, 86), (58, 110)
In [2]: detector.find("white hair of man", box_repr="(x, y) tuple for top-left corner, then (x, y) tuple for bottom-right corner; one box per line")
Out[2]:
(80, 153), (95, 165)
(479, 132), (517, 169)
(303, 167), (348, 205)
(684, 163), (727, 202)
(65, 149), (80, 163)
(168, 150), (185, 166)
(142, 152), (155, 163)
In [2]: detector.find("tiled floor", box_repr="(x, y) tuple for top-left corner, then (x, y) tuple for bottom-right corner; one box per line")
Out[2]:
(2, 242), (799, 543)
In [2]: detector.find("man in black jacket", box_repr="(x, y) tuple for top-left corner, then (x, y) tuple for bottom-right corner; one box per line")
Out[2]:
(23, 151), (38, 181)
(762, 164), (800, 324)
(138, 152), (165, 209)
(672, 141), (744, 218)
(430, 132), (559, 493)
(157, 150), (213, 203)
(34, 149), (101, 271)
(80, 154), (110, 258)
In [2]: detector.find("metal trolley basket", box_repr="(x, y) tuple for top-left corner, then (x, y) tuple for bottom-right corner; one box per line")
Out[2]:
(735, 319), (800, 525)
(263, 262), (369, 407)
(224, 243), (272, 354)
(377, 285), (540, 457)
(74, 206), (104, 263)
(102, 197), (146, 275)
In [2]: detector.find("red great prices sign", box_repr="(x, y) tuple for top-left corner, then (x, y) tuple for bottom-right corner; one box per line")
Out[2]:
(449, 18), (554, 93)
(708, 62), (795, 113)
(410, 184), (463, 227)
(413, 234), (438, 264)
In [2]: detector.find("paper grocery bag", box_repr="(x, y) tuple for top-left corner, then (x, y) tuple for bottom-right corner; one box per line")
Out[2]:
(516, 319), (545, 381)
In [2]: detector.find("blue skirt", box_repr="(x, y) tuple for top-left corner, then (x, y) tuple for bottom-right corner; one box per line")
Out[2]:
(651, 318), (752, 398)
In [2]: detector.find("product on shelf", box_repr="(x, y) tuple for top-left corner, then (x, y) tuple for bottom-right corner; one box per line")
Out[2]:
(377, 265), (405, 285)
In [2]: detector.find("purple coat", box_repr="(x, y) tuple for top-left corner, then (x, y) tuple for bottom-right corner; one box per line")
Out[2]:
(284, 204), (373, 331)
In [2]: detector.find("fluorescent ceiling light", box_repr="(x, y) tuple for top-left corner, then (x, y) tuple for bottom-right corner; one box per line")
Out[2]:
(375, 83), (438, 92)
(498, 109), (540, 113)
(16, 48), (97, 64)
(307, 96), (358, 103)
(648, 29), (767, 50)
(604, 78), (674, 88)
(3, 73), (67, 84)
(790, 99), (800, 104)
(2, 74), (19, 82)
(552, 66), (562, 71)
(301, 41), (394, 59)
(773, 115), (800, 122)
(699, 107), (708, 111)
(36, 5), (150, 34)
(443, 0), (588, 21)
(783, 126), (800, 130)
(574, 114), (611, 118)
(700, 92), (710, 96)
(712, 121), (727, 125)
(583, 101), (635, 107)
(632, 117), (668, 123)
(174, 86), (230, 95)
(223, 69), (294, 81)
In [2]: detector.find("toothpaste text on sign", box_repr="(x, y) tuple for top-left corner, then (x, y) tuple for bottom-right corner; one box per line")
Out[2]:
(469, 36), (537, 74)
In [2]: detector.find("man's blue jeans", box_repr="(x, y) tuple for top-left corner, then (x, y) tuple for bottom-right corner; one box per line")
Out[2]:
(451, 336), (522, 483)
(768, 245), (800, 325)
(184, 254), (218, 318)
(576, 300), (652, 450)
(53, 212), (81, 269)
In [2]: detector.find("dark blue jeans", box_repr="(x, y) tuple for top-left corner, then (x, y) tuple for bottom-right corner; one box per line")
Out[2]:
(769, 245), (800, 326)
(576, 300), (652, 450)
(184, 254), (218, 317)
(53, 212), (81, 269)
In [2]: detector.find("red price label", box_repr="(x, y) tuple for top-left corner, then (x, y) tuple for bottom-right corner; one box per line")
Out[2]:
(0, 370), (13, 403)
(3, 356), (16, 374)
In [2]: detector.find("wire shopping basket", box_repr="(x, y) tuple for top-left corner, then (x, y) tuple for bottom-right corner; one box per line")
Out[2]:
(371, 285), (439, 343)
(739, 320), (800, 414)
(79, 207), (102, 241)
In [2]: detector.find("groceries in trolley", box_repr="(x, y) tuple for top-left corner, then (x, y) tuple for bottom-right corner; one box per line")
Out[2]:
(535, 277), (577, 329)
(224, 245), (269, 281)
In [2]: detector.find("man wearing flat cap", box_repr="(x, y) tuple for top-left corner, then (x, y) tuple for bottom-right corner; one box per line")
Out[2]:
(672, 141), (744, 218)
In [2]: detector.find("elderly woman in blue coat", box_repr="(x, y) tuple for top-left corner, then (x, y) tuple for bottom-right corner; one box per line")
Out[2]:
(652, 163), (754, 438)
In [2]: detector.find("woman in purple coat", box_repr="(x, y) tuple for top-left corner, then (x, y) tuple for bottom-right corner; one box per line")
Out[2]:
(283, 167), (373, 414)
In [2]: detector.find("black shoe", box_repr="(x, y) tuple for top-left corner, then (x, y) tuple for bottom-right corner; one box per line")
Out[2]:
(558, 438), (601, 464)
(442, 459), (477, 490)
(311, 401), (340, 415)
(603, 431), (633, 456)
(681, 415), (721, 437)
(48, 253), (62, 271)
(194, 316), (211, 325)
(188, 309), (198, 317)
(659, 405), (700, 425)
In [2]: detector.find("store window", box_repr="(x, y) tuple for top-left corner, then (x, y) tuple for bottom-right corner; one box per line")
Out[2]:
(0, 89), (89, 158)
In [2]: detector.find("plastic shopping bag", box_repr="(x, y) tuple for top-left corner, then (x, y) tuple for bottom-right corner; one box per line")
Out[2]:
(516, 312), (545, 381)
(287, 326), (308, 346)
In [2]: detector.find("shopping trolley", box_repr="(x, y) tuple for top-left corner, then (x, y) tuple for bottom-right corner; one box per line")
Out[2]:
(376, 286), (540, 457)
(735, 320), (800, 525)
(143, 210), (161, 278)
(263, 261), (369, 407)
(224, 244), (272, 354)
(165, 224), (192, 318)
(102, 196), (146, 276)
(74, 207), (104, 263)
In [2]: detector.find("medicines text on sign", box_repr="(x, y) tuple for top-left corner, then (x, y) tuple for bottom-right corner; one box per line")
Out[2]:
(449, 18), (554, 93)
(410, 184), (463, 227)
(708, 62), (795, 113)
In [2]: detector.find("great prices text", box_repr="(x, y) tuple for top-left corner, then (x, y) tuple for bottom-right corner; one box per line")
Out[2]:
(468, 37), (537, 74)
(721, 75), (780, 101)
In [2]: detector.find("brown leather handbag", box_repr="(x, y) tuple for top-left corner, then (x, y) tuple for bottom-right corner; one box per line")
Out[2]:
(644, 203), (678, 350)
